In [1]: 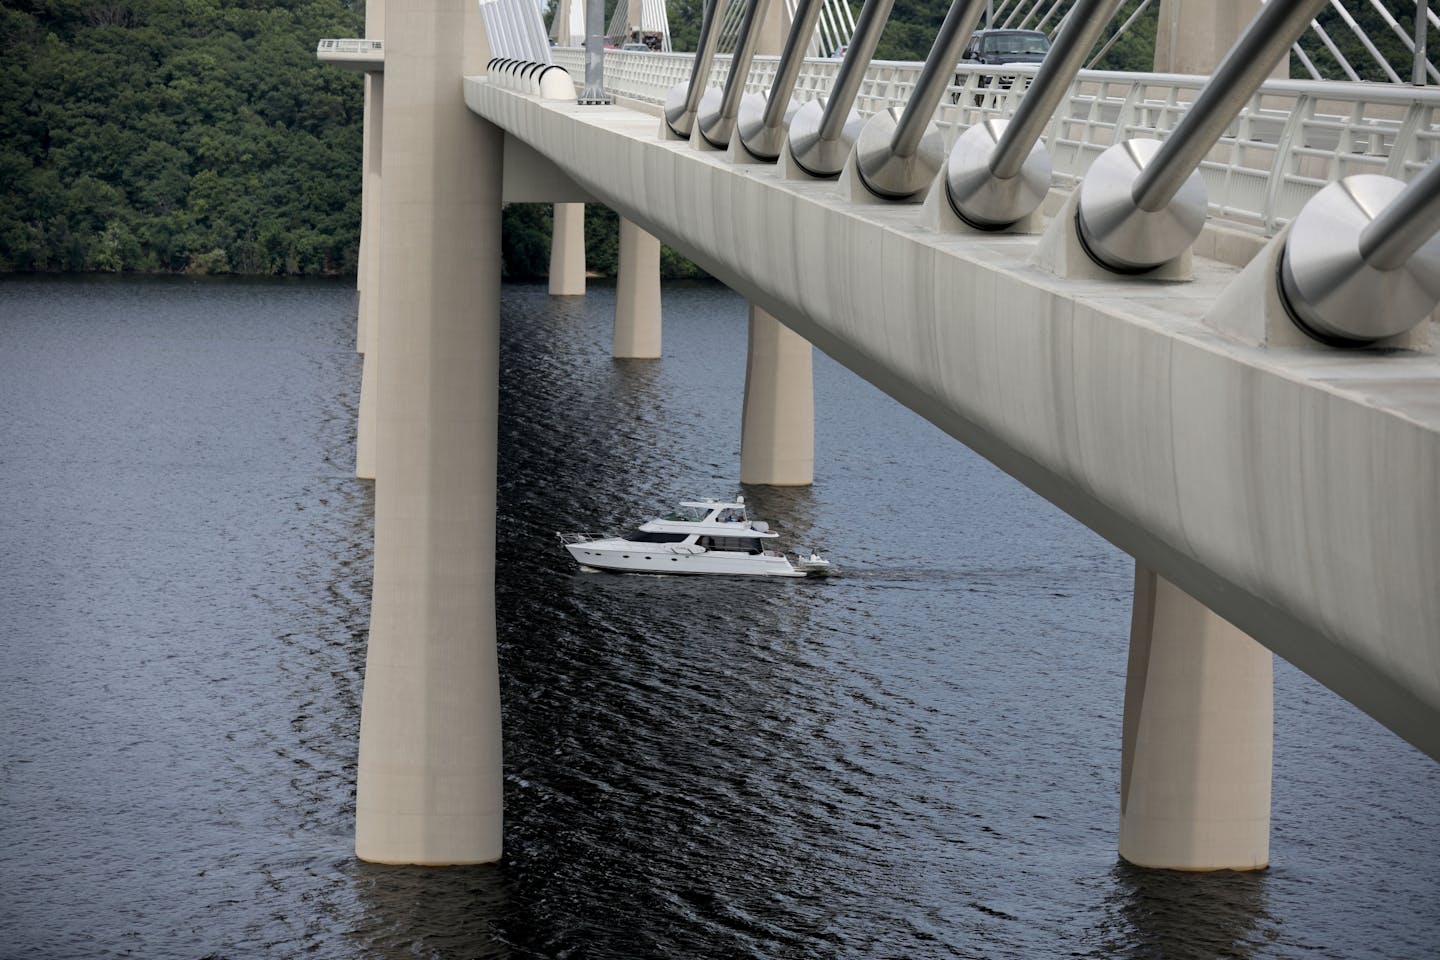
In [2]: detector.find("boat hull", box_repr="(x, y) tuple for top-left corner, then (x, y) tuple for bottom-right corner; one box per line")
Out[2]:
(564, 540), (806, 577)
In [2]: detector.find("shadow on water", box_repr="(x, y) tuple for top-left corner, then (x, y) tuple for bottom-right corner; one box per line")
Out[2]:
(347, 862), (514, 959)
(1087, 861), (1276, 959)
(738, 483), (823, 555)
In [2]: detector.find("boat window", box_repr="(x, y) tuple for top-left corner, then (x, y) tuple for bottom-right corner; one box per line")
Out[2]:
(698, 536), (762, 555)
(661, 506), (709, 522)
(623, 530), (690, 543)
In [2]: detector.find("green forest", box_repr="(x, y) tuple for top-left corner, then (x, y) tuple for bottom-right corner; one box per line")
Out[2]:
(0, 0), (367, 274)
(2, 0), (1432, 277)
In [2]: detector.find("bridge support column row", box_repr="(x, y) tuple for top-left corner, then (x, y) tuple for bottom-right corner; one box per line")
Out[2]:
(549, 202), (586, 296)
(1120, 563), (1273, 871)
(545, 200), (817, 486)
(355, 0), (502, 865)
(740, 307), (814, 486)
(614, 216), (662, 358)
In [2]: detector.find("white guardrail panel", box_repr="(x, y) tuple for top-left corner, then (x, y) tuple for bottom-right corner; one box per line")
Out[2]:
(544, 48), (1440, 236)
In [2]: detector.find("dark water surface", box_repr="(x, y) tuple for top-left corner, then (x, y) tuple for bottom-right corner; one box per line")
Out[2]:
(1, 275), (1436, 959)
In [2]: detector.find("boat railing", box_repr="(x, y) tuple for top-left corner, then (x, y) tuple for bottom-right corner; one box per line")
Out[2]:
(556, 531), (601, 545)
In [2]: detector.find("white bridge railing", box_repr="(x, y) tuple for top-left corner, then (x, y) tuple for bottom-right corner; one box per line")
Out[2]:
(548, 47), (1440, 237)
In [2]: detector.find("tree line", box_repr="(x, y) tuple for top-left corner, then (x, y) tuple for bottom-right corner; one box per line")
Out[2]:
(1, 0), (367, 275)
(3, 0), (1428, 277)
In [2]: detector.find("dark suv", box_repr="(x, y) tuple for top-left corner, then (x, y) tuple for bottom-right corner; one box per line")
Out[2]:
(961, 29), (1051, 66)
(958, 29), (1050, 102)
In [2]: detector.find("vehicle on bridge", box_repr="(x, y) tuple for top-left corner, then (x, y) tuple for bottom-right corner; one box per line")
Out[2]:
(961, 28), (1051, 66)
(960, 28), (1051, 102)
(559, 497), (830, 577)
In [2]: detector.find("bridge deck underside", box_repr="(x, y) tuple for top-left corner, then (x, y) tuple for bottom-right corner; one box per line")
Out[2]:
(467, 81), (1440, 763)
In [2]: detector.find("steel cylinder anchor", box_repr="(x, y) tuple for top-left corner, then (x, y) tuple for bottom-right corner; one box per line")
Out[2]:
(853, 0), (989, 200)
(944, 0), (1123, 229)
(1074, 0), (1328, 272)
(697, 0), (773, 148)
(1279, 162), (1440, 345)
(664, 0), (729, 139)
(786, 0), (896, 177)
(737, 0), (826, 161)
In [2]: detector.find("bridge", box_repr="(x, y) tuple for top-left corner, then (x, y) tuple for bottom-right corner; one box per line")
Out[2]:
(318, 0), (1440, 873)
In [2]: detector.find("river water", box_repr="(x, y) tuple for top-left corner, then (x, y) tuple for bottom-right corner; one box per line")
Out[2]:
(1, 275), (1436, 959)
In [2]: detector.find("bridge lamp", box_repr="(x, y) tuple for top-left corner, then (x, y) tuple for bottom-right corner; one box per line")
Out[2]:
(787, 0), (895, 177)
(944, 0), (1123, 229)
(664, 0), (729, 138)
(1075, 0), (1327, 273)
(737, 0), (826, 161)
(853, 0), (988, 200)
(1280, 161), (1440, 345)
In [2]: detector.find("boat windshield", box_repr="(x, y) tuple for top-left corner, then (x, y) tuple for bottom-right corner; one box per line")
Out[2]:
(661, 505), (711, 522)
(623, 530), (691, 543)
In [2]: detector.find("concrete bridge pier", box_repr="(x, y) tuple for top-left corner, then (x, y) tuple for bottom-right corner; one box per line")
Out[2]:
(740, 307), (814, 486)
(613, 217), (662, 358)
(353, 0), (384, 480)
(549, 202), (586, 296)
(1119, 564), (1273, 871)
(355, 71), (383, 481)
(357, 76), (373, 354)
(355, 0), (503, 865)
(1155, 0), (1269, 75)
(737, 2), (815, 487)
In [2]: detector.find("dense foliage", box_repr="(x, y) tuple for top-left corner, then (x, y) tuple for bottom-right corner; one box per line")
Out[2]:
(0, 0), (365, 274)
(4, 0), (1428, 277)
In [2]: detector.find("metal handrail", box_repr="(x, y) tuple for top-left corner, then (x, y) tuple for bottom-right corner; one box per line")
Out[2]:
(549, 47), (1440, 238)
(318, 39), (384, 53)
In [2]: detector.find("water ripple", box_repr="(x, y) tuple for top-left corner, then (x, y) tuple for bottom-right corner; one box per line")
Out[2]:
(1, 277), (1436, 959)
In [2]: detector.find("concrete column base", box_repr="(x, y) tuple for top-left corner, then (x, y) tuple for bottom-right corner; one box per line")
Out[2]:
(614, 217), (662, 358)
(740, 306), (814, 486)
(1202, 223), (1431, 351)
(1119, 563), (1273, 871)
(549, 202), (586, 296)
(1036, 189), (1192, 281)
(919, 170), (1046, 235)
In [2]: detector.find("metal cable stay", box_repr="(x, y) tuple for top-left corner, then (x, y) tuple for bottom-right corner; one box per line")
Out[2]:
(711, 0), (856, 54)
(605, 0), (675, 50)
(546, 0), (1439, 344)
(545, 0), (852, 56)
(992, 0), (1434, 83)
(545, 0), (1431, 85)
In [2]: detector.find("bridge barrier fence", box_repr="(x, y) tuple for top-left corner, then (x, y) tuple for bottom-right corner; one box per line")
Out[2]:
(318, 38), (385, 55)
(548, 46), (1440, 237)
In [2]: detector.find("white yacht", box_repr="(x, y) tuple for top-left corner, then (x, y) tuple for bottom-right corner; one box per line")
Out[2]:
(558, 497), (830, 578)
